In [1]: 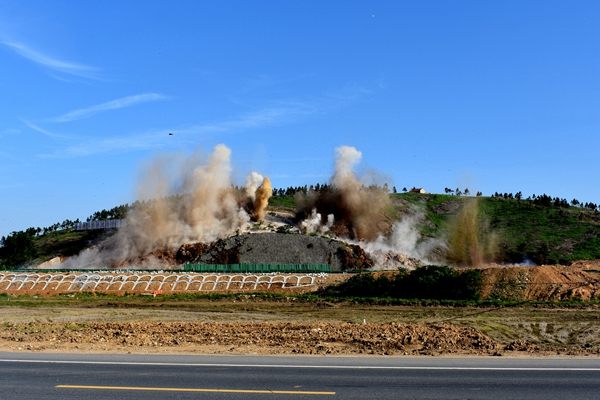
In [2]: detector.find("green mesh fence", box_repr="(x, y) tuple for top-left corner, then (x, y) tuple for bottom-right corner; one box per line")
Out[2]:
(183, 263), (331, 273)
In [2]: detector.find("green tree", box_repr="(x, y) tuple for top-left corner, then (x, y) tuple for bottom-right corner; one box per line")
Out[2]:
(0, 230), (38, 269)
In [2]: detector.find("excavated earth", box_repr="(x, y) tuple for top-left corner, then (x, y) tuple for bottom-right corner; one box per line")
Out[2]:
(0, 321), (517, 356)
(479, 261), (600, 301)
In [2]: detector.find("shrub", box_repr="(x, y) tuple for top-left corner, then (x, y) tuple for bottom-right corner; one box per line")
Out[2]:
(321, 266), (482, 301)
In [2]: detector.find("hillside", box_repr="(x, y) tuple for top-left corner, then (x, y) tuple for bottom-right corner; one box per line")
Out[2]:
(270, 191), (600, 265)
(1, 192), (600, 269)
(393, 193), (600, 265)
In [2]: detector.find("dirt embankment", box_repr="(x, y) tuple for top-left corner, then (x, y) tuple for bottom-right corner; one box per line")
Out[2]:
(0, 321), (510, 356)
(480, 262), (600, 301)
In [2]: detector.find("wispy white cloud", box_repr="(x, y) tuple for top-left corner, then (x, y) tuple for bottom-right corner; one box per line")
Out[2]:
(1, 41), (101, 80)
(42, 104), (319, 158)
(55, 134), (166, 157)
(51, 93), (170, 122)
(20, 119), (70, 139)
(41, 87), (369, 158)
(219, 102), (318, 130)
(42, 128), (193, 158)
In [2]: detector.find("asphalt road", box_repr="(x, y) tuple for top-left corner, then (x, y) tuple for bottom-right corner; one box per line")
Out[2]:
(0, 352), (599, 399)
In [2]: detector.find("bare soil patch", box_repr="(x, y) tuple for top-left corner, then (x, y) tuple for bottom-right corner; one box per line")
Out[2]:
(0, 321), (503, 356)
(480, 263), (600, 301)
(0, 297), (599, 357)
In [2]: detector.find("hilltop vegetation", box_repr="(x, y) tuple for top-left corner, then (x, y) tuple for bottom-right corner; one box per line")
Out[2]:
(1, 186), (599, 269)
(393, 192), (600, 265)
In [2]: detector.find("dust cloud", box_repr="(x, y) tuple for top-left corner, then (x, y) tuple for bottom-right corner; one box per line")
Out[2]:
(363, 215), (443, 268)
(446, 198), (497, 266)
(296, 146), (391, 241)
(60, 144), (269, 268)
(59, 142), (490, 270)
(251, 177), (272, 222)
(296, 145), (445, 267)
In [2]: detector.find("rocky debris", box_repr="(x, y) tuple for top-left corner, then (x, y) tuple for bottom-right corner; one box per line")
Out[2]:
(114, 248), (178, 269)
(176, 233), (375, 271)
(192, 236), (243, 265)
(0, 321), (504, 356)
(369, 251), (423, 270)
(175, 243), (211, 264)
(335, 243), (374, 270)
(505, 340), (539, 352)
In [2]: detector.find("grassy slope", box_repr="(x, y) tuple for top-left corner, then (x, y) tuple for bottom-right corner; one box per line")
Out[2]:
(30, 229), (107, 264)
(479, 198), (600, 264)
(268, 195), (296, 210)
(391, 193), (600, 264)
(390, 192), (456, 238)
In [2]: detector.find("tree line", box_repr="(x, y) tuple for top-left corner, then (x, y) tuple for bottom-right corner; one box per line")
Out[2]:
(491, 192), (598, 211)
(270, 183), (394, 197)
(444, 187), (483, 196)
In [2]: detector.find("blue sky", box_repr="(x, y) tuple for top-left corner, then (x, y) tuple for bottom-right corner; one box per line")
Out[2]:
(1, 0), (598, 237)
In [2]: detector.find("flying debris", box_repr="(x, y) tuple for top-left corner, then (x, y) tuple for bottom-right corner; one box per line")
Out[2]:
(168, 133), (173, 136)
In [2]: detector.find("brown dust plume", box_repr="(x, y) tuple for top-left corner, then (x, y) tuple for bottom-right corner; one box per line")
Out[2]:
(446, 198), (497, 266)
(60, 144), (268, 268)
(296, 146), (391, 241)
(251, 176), (272, 221)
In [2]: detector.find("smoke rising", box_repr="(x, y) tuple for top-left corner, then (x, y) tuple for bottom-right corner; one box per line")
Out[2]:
(301, 209), (335, 234)
(251, 176), (272, 221)
(58, 142), (493, 270)
(361, 214), (445, 269)
(446, 198), (497, 266)
(60, 144), (269, 268)
(296, 146), (391, 241)
(295, 145), (446, 267)
(245, 172), (264, 201)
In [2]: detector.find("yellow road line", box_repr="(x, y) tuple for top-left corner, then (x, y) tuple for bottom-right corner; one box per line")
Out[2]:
(56, 384), (335, 395)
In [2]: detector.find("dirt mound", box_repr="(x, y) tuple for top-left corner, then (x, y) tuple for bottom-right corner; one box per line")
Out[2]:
(505, 340), (539, 352)
(480, 264), (600, 301)
(0, 321), (503, 356)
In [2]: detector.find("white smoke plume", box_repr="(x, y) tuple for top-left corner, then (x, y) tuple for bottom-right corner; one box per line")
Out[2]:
(362, 213), (443, 269)
(301, 209), (335, 234)
(245, 172), (264, 201)
(332, 146), (362, 191)
(60, 144), (267, 269)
